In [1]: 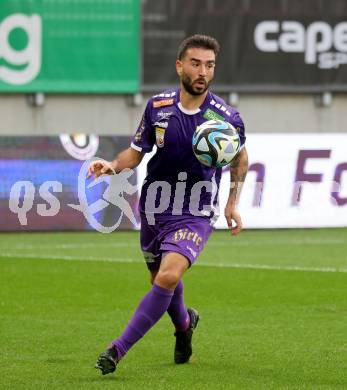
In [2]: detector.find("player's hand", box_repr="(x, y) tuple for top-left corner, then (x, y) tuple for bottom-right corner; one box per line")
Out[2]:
(87, 160), (116, 179)
(224, 204), (242, 236)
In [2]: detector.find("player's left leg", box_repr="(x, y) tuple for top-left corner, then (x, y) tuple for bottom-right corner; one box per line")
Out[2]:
(150, 268), (190, 332)
(157, 218), (214, 364)
(150, 263), (197, 363)
(95, 253), (188, 375)
(166, 279), (190, 331)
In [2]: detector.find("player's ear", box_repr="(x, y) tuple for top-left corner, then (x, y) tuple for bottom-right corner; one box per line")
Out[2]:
(176, 59), (183, 76)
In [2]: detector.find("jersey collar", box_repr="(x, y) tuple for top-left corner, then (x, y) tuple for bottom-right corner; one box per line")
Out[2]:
(177, 90), (211, 115)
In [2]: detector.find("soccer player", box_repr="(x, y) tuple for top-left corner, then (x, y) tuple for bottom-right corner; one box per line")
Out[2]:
(88, 34), (248, 375)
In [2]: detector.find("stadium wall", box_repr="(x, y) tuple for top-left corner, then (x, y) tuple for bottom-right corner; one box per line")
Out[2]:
(1, 93), (347, 136)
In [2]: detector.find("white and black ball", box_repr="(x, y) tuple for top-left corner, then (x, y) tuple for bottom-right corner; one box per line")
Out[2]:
(192, 120), (241, 168)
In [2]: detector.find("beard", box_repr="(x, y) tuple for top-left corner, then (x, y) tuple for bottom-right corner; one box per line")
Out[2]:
(181, 73), (212, 96)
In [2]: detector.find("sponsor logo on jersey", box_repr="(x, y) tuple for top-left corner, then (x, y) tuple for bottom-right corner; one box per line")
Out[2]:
(155, 127), (166, 148)
(173, 228), (202, 247)
(153, 98), (174, 108)
(254, 20), (347, 69)
(203, 108), (224, 121)
(154, 121), (168, 128)
(157, 110), (173, 120)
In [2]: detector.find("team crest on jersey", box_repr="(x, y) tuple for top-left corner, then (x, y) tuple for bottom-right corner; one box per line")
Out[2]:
(153, 99), (174, 108)
(155, 127), (166, 148)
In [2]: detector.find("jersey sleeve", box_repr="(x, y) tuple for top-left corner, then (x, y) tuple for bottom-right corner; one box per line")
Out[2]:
(230, 110), (246, 149)
(131, 100), (155, 153)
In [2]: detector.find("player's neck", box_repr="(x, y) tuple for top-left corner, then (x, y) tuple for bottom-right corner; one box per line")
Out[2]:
(179, 88), (208, 111)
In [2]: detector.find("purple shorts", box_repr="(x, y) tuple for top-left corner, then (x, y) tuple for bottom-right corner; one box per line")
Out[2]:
(140, 215), (213, 271)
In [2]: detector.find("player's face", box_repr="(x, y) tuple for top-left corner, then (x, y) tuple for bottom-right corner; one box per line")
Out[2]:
(176, 48), (216, 96)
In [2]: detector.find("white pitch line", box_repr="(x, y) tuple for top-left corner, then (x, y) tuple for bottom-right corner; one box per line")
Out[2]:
(0, 252), (140, 264)
(2, 237), (345, 251)
(1, 242), (136, 250)
(1, 252), (347, 274)
(200, 262), (347, 273)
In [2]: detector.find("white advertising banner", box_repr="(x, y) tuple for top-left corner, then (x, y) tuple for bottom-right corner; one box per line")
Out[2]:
(215, 134), (347, 228)
(138, 134), (347, 229)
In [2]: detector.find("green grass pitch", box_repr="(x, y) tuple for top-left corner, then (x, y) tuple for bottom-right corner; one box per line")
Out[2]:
(1, 228), (347, 389)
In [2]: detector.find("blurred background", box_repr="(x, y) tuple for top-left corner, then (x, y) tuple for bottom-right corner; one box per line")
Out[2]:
(0, 0), (346, 231)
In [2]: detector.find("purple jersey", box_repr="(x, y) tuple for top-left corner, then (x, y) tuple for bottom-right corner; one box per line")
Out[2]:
(131, 88), (246, 224)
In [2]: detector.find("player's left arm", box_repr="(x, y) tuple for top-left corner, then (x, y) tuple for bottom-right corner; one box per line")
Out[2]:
(224, 147), (249, 236)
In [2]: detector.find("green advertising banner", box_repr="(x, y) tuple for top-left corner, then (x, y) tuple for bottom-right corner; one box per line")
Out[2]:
(0, 0), (140, 93)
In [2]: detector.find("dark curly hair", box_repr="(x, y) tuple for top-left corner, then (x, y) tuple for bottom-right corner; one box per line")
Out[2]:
(177, 34), (220, 60)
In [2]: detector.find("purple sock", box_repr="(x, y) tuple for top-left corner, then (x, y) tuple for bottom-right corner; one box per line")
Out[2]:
(167, 280), (189, 331)
(111, 284), (174, 358)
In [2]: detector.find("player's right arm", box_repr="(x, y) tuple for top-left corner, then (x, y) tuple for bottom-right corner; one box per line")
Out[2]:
(88, 99), (155, 179)
(87, 147), (144, 179)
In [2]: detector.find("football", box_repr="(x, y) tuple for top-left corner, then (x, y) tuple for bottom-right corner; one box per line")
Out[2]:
(192, 119), (241, 167)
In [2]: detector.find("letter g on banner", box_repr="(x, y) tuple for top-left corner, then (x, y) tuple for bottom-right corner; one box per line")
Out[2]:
(0, 14), (42, 85)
